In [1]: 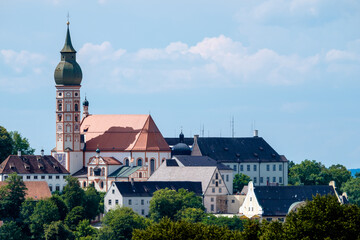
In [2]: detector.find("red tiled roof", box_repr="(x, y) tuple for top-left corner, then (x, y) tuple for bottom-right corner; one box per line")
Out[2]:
(81, 114), (170, 152)
(0, 181), (51, 200)
(0, 155), (70, 174)
(88, 156), (122, 165)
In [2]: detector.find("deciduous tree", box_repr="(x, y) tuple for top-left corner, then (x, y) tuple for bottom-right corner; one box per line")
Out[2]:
(44, 220), (74, 240)
(10, 131), (35, 155)
(233, 173), (251, 193)
(341, 177), (360, 206)
(0, 126), (13, 163)
(63, 176), (85, 210)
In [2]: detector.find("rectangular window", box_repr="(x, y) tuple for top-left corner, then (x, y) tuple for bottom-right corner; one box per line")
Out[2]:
(254, 177), (257, 184)
(49, 176), (52, 179)
(266, 218), (272, 222)
(211, 204), (214, 212)
(56, 175), (60, 179)
(129, 199), (132, 205)
(212, 188), (215, 193)
(63, 176), (67, 179)
(231, 200), (235, 203)
(278, 218), (284, 222)
(219, 180), (222, 184)
(212, 179), (215, 184)
(112, 189), (115, 194)
(219, 188), (222, 193)
(279, 177), (283, 183)
(215, 173), (218, 179)
(267, 177), (270, 183)
(253, 165), (257, 171)
(226, 175), (229, 182)
(211, 197), (214, 202)
(141, 199), (144, 205)
(108, 199), (112, 205)
(233, 165), (237, 171)
(49, 186), (53, 192)
(240, 165), (243, 171)
(115, 200), (119, 205)
(266, 165), (270, 171)
(260, 177), (263, 184)
(41, 176), (45, 179)
(141, 209), (145, 215)
(279, 164), (282, 171)
(273, 164), (276, 171)
(34, 175), (38, 180)
(27, 176), (31, 179)
(56, 186), (60, 191)
(247, 165), (250, 171)
(273, 177), (276, 182)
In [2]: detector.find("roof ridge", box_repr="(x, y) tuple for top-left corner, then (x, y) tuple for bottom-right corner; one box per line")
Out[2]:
(131, 115), (150, 151)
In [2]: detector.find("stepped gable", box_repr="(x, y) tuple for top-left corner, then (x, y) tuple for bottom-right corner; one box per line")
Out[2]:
(196, 137), (288, 163)
(0, 155), (69, 174)
(81, 114), (170, 151)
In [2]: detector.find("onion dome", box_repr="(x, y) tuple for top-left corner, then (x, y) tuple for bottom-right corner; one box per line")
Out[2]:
(96, 148), (100, 154)
(83, 97), (89, 106)
(172, 131), (191, 156)
(54, 21), (82, 86)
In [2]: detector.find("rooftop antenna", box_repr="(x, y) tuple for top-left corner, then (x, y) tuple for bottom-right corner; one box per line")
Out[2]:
(231, 116), (235, 138)
(202, 124), (205, 137)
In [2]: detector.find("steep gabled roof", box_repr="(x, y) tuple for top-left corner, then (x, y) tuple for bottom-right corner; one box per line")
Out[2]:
(0, 155), (70, 174)
(81, 114), (170, 151)
(255, 185), (336, 216)
(195, 137), (287, 163)
(113, 181), (202, 197)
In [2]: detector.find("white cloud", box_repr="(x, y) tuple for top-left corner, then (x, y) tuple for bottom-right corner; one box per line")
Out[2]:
(325, 49), (358, 62)
(78, 41), (126, 64)
(1, 49), (46, 73)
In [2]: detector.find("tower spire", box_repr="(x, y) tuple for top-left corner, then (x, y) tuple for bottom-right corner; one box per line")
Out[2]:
(61, 20), (76, 53)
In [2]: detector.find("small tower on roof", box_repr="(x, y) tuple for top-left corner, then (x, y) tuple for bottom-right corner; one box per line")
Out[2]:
(82, 96), (89, 118)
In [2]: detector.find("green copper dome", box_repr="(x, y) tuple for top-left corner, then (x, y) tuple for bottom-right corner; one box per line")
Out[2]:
(54, 22), (82, 86)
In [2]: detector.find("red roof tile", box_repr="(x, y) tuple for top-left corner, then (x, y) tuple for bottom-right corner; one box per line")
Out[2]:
(81, 115), (170, 152)
(0, 181), (51, 200)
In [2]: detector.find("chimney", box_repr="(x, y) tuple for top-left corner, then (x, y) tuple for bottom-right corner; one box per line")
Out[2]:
(41, 149), (44, 156)
(17, 150), (21, 156)
(253, 130), (259, 138)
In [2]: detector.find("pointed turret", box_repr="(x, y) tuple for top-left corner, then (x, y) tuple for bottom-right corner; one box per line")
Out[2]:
(54, 21), (82, 86)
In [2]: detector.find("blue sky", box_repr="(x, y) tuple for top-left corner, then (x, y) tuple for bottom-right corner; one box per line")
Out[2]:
(1, 0), (359, 168)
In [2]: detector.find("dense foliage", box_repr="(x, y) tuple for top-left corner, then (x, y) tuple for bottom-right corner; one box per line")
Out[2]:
(149, 188), (204, 221)
(0, 126), (34, 163)
(233, 173), (251, 193)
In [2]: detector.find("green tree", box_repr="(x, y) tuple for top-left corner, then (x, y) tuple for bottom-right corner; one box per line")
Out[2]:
(260, 220), (284, 240)
(99, 206), (148, 240)
(65, 206), (86, 231)
(324, 164), (352, 190)
(10, 131), (35, 155)
(44, 220), (74, 240)
(201, 214), (244, 231)
(149, 188), (204, 221)
(283, 194), (360, 240)
(132, 217), (242, 240)
(63, 176), (85, 210)
(288, 159), (328, 185)
(50, 195), (68, 221)
(0, 221), (23, 240)
(0, 126), (13, 163)
(240, 219), (261, 240)
(29, 199), (61, 239)
(175, 207), (205, 223)
(74, 219), (98, 240)
(341, 177), (360, 206)
(0, 173), (27, 219)
(233, 173), (251, 193)
(83, 185), (101, 220)
(19, 198), (37, 237)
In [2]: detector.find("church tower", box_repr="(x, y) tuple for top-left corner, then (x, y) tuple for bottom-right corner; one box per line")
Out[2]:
(53, 21), (84, 174)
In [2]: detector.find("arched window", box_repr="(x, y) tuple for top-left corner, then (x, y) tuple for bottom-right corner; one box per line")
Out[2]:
(162, 158), (165, 163)
(90, 168), (93, 176)
(139, 172), (142, 178)
(58, 103), (62, 111)
(150, 159), (155, 175)
(101, 167), (105, 176)
(75, 115), (78, 122)
(137, 158), (142, 166)
(75, 104), (78, 111)
(66, 104), (71, 111)
(125, 158), (129, 166)
(100, 181), (104, 189)
(58, 114), (62, 122)
(83, 181), (87, 188)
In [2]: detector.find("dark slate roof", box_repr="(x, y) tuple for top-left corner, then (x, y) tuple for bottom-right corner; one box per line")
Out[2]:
(255, 185), (336, 216)
(173, 155), (233, 171)
(166, 159), (179, 166)
(165, 137), (194, 146)
(72, 167), (87, 178)
(196, 137), (287, 163)
(113, 181), (202, 197)
(0, 155), (70, 174)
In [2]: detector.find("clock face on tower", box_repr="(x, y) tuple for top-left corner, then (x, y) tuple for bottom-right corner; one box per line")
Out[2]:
(56, 153), (66, 168)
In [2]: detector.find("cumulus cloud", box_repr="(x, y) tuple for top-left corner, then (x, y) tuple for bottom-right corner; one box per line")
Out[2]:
(78, 41), (126, 64)
(325, 49), (358, 62)
(1, 49), (46, 73)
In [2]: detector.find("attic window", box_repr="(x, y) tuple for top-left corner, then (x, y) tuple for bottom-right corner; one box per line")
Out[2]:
(259, 147), (264, 151)
(24, 164), (30, 170)
(53, 165), (59, 170)
(224, 147), (229, 151)
(235, 153), (240, 157)
(10, 164), (15, 170)
(253, 153), (258, 157)
(38, 165), (44, 170)
(272, 154), (276, 158)
(83, 127), (89, 132)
